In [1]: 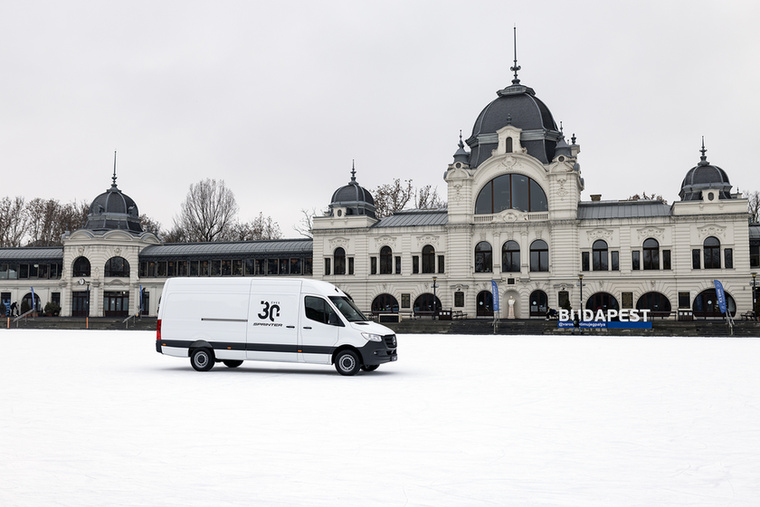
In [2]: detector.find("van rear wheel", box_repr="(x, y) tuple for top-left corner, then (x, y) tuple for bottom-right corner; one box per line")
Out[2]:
(223, 360), (243, 368)
(190, 348), (214, 371)
(335, 350), (360, 376)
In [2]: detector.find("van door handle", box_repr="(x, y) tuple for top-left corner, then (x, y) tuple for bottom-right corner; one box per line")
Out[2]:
(303, 326), (312, 330)
(286, 325), (295, 329)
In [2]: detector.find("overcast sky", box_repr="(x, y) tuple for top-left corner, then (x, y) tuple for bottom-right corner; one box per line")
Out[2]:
(2, 0), (758, 237)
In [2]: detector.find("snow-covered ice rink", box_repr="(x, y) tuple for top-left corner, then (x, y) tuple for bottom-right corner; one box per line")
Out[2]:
(1, 330), (759, 506)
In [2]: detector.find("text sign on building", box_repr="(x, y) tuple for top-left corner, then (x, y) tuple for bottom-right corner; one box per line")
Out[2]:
(557, 309), (653, 329)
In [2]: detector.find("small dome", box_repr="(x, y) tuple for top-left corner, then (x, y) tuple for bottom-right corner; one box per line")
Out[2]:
(329, 164), (376, 219)
(679, 142), (733, 201)
(84, 171), (144, 233)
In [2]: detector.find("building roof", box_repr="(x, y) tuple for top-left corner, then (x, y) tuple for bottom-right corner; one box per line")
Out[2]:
(0, 247), (63, 261)
(374, 209), (448, 228)
(578, 200), (672, 220)
(139, 239), (313, 259)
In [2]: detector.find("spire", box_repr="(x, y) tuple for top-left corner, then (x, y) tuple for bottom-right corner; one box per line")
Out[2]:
(699, 136), (709, 166)
(112, 150), (118, 188)
(350, 159), (357, 183)
(453, 129), (470, 163)
(510, 26), (521, 85)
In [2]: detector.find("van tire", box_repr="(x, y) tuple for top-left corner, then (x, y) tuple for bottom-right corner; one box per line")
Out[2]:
(334, 349), (360, 376)
(223, 360), (243, 368)
(190, 348), (214, 371)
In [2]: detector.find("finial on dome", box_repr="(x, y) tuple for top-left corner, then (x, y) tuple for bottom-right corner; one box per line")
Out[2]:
(112, 150), (118, 188)
(510, 26), (521, 85)
(560, 121), (564, 134)
(453, 129), (470, 163)
(571, 133), (577, 145)
(350, 159), (357, 183)
(699, 137), (709, 166)
(458, 129), (464, 148)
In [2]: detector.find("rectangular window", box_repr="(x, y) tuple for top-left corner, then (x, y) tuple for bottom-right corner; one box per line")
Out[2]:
(37, 264), (48, 279)
(221, 260), (231, 276)
(581, 251), (590, 271)
(232, 260), (243, 276)
(662, 250), (671, 270)
(189, 261), (199, 276)
(438, 255), (445, 274)
(30, 264), (39, 278)
(211, 260), (222, 276)
(678, 292), (690, 309)
(304, 258), (313, 275)
(200, 260), (209, 276)
(267, 259), (278, 275)
(279, 259), (288, 274)
(290, 258), (301, 275)
(412, 256), (419, 274)
(751, 244), (760, 268)
(0, 263), (8, 279)
(692, 249), (701, 269)
(632, 251), (640, 270)
(611, 251), (619, 271)
(370, 257), (377, 275)
(167, 261), (176, 277)
(177, 260), (188, 276)
(19, 264), (29, 279)
(395, 256), (401, 274)
(324, 258), (331, 276)
(348, 257), (354, 275)
(725, 248), (733, 269)
(157, 261), (167, 277)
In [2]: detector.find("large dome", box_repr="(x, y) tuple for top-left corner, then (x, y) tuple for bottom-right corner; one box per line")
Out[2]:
(84, 173), (143, 233)
(466, 81), (560, 167)
(679, 143), (732, 201)
(329, 166), (376, 219)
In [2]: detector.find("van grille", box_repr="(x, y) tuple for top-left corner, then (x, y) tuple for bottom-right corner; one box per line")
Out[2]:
(383, 334), (397, 348)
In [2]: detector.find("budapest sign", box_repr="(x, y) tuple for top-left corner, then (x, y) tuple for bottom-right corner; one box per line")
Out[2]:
(557, 309), (653, 329)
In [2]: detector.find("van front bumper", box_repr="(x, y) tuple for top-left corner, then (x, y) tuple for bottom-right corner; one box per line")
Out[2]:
(359, 340), (398, 366)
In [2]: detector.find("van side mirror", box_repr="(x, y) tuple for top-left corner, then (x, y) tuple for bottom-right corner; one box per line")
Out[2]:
(328, 312), (343, 326)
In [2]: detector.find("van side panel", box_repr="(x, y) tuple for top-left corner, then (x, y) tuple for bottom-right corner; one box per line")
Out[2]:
(159, 279), (252, 361)
(246, 280), (302, 362)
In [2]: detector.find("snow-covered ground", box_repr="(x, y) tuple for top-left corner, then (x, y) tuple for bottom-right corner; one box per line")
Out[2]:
(1, 330), (759, 506)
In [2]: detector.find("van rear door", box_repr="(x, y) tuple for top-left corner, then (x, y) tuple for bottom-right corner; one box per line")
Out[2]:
(246, 280), (301, 362)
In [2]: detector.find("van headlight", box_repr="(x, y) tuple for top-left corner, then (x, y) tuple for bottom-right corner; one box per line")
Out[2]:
(362, 332), (383, 342)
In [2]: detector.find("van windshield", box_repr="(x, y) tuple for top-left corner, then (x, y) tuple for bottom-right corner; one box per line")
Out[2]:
(329, 296), (367, 322)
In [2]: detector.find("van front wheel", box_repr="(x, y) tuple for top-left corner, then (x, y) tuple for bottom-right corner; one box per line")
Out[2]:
(335, 350), (360, 376)
(190, 348), (214, 371)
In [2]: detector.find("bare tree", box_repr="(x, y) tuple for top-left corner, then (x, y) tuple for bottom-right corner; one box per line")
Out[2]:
(229, 213), (282, 241)
(172, 179), (239, 242)
(139, 214), (163, 235)
(748, 190), (760, 223)
(415, 184), (446, 210)
(626, 192), (668, 204)
(374, 178), (414, 218)
(293, 208), (324, 238)
(0, 196), (27, 247)
(25, 198), (61, 246)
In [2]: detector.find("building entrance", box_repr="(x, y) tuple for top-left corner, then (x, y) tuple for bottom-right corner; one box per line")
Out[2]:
(104, 291), (129, 317)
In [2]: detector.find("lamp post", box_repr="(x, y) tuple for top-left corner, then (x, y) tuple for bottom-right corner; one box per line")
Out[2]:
(752, 272), (757, 321)
(432, 276), (438, 319)
(578, 273), (584, 317)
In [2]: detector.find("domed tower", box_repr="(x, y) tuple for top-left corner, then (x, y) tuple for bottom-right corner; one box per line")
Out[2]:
(328, 163), (376, 219)
(84, 154), (144, 233)
(465, 40), (561, 167)
(679, 140), (733, 201)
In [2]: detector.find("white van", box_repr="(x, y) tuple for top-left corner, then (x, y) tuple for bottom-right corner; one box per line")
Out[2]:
(155, 277), (397, 375)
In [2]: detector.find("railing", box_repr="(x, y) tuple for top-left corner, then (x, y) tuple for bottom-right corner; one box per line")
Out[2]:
(122, 314), (139, 329)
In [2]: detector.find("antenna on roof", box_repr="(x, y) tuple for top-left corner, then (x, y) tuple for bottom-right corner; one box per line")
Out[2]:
(351, 159), (356, 183)
(510, 25), (521, 85)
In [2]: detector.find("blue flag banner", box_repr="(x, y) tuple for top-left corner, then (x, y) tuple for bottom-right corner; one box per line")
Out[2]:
(491, 280), (500, 312)
(713, 280), (727, 315)
(30, 286), (36, 312)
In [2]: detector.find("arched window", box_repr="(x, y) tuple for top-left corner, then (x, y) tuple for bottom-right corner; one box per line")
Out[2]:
(21, 292), (41, 313)
(413, 293), (440, 316)
(530, 240), (549, 272)
(474, 174), (548, 214)
(379, 246), (393, 274)
(506, 137), (513, 153)
(422, 245), (435, 274)
(476, 291), (493, 317)
(636, 292), (672, 318)
(371, 294), (399, 313)
(73, 256), (91, 277)
(693, 289), (736, 318)
(704, 236), (721, 269)
(643, 238), (659, 270)
(334, 248), (346, 275)
(592, 240), (608, 271)
(502, 240), (520, 272)
(105, 257), (130, 277)
(474, 241), (492, 273)
(529, 290), (548, 317)
(585, 292), (620, 314)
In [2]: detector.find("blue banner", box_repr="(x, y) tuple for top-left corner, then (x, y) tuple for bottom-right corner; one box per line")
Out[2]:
(713, 280), (727, 314)
(558, 320), (652, 329)
(491, 280), (500, 312)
